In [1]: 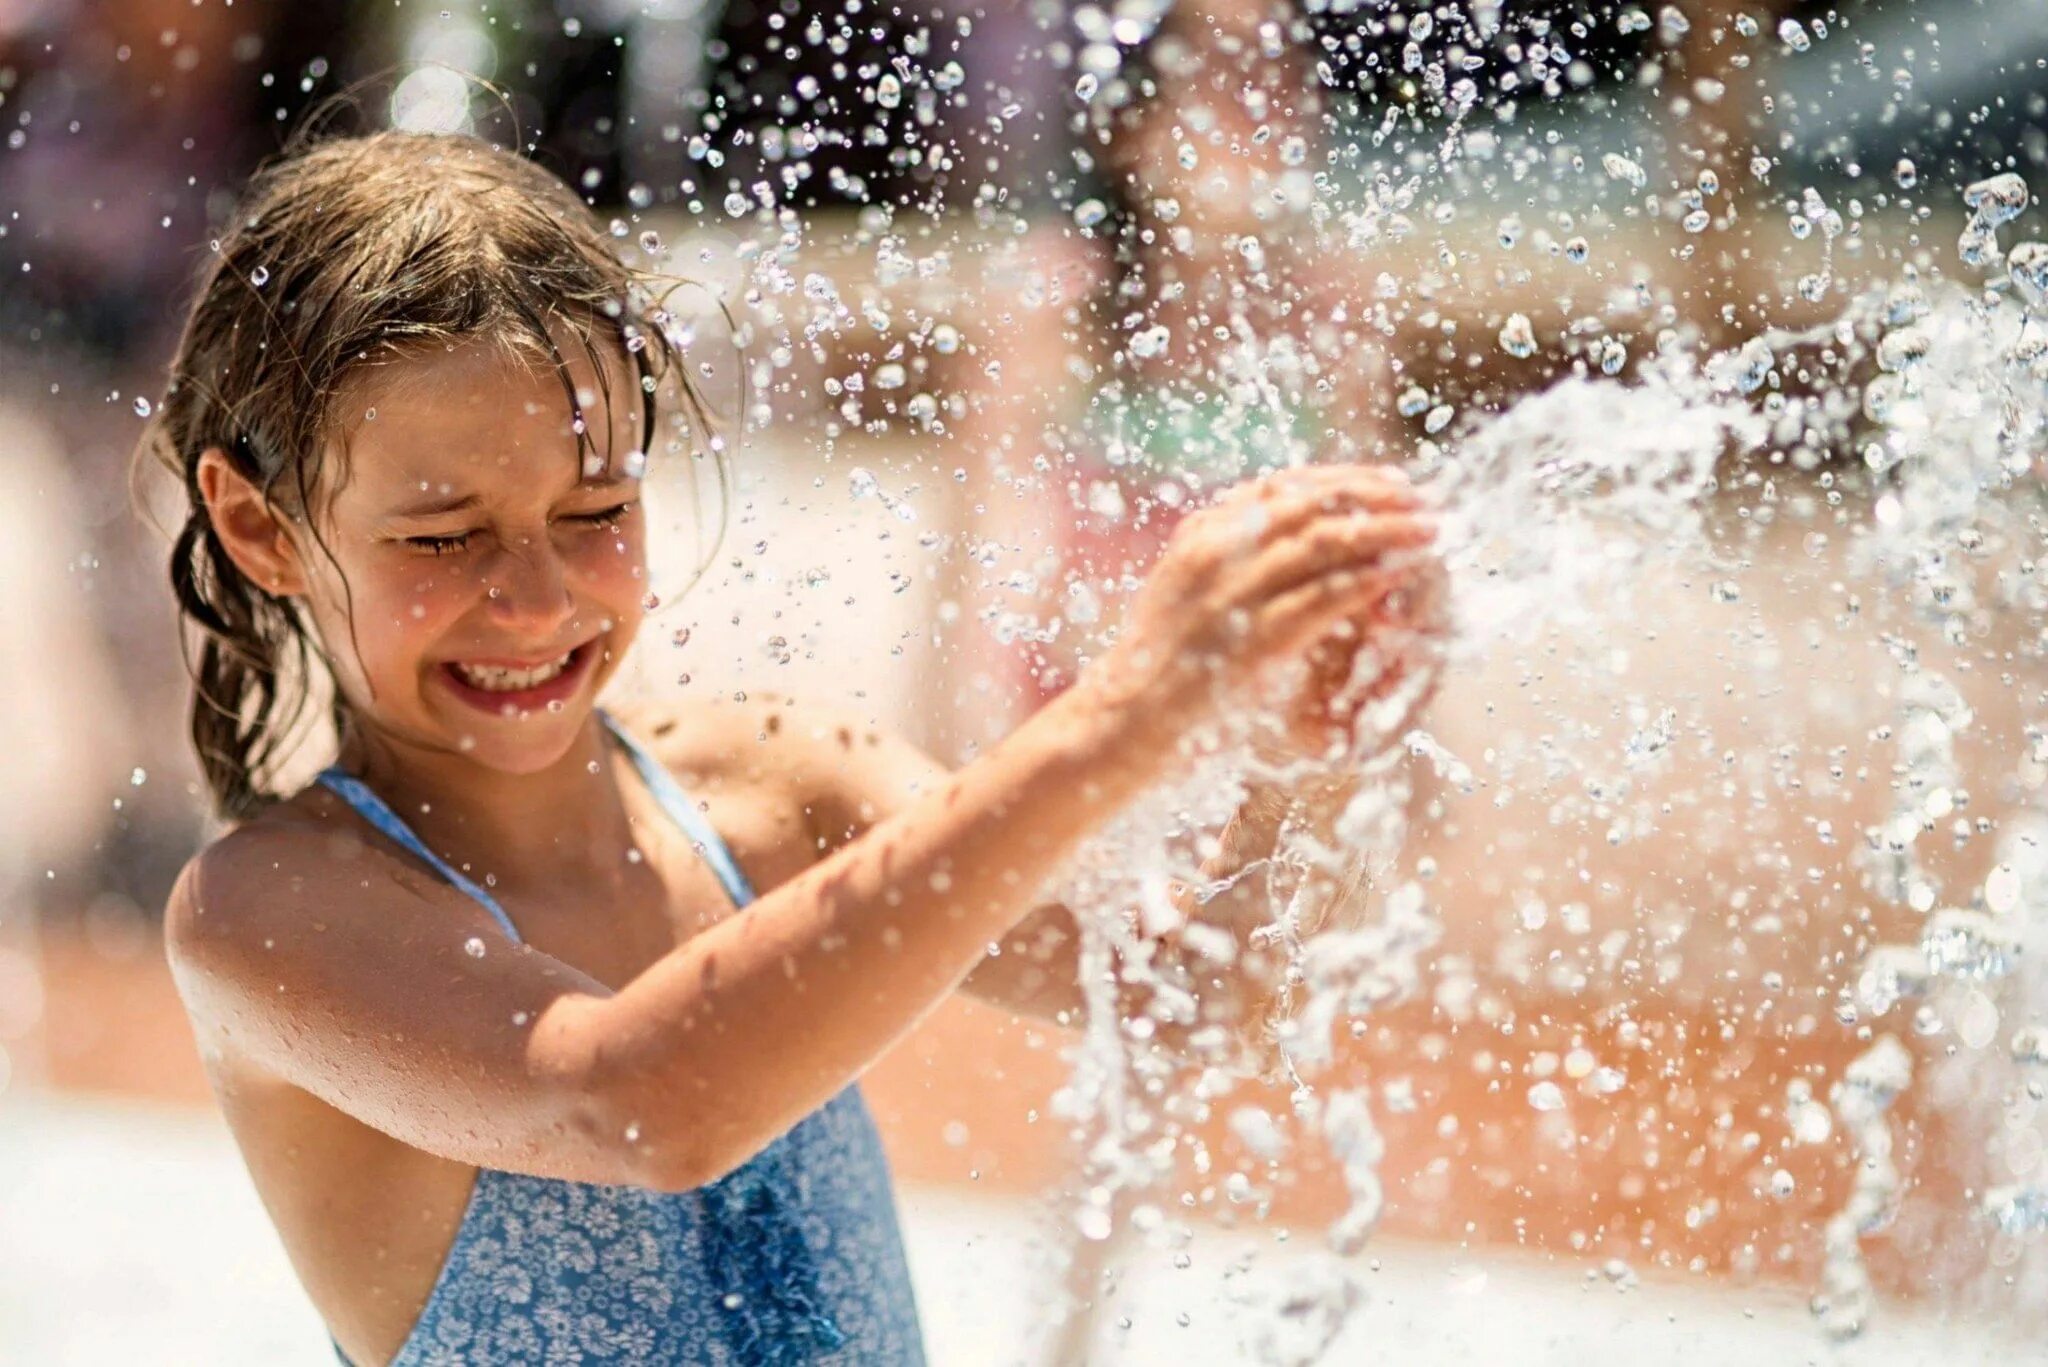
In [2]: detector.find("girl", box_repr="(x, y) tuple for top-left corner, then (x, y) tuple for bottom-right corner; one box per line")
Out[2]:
(149, 131), (1437, 1366)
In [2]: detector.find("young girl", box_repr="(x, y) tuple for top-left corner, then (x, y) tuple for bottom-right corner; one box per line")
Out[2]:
(149, 131), (1436, 1366)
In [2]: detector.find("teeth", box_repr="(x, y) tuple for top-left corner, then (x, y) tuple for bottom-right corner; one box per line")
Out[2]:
(453, 652), (573, 692)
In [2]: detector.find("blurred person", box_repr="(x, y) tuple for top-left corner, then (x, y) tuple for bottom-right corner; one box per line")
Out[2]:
(0, 396), (134, 1084)
(0, 0), (366, 915)
(622, 0), (1103, 766)
(146, 129), (1440, 1364)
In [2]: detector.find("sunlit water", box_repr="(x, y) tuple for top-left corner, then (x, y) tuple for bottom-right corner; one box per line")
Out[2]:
(442, 0), (2048, 1356)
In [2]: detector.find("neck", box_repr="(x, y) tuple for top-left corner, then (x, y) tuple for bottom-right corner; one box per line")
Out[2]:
(338, 713), (637, 889)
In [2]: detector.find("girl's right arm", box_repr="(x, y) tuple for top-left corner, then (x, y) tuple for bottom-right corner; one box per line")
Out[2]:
(168, 465), (1434, 1193)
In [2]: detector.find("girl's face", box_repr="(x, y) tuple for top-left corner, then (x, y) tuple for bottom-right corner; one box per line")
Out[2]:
(295, 336), (650, 776)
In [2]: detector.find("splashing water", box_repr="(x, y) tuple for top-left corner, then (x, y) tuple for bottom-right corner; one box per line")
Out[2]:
(640, 0), (2048, 1355)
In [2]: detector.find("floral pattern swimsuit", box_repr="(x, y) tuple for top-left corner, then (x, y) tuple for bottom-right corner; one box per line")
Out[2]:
(319, 714), (925, 1365)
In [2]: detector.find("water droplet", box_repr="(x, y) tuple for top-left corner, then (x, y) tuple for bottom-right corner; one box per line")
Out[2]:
(876, 73), (903, 109)
(1959, 223), (1998, 269)
(1718, 337), (1774, 394)
(132, 396), (152, 418)
(1498, 313), (1537, 359)
(1893, 158), (1918, 189)
(250, 265), (270, 287)
(1855, 943), (1931, 1016)
(1923, 909), (2020, 980)
(2006, 242), (2048, 310)
(1964, 172), (2030, 227)
(1777, 17), (1812, 51)
(1601, 153), (1646, 189)
(1129, 324), (1171, 359)
(464, 937), (487, 959)
(1073, 198), (1109, 231)
(1984, 863), (2023, 914)
(1527, 1080), (1565, 1112)
(1876, 326), (1930, 374)
(1788, 1097), (1833, 1144)
(1983, 1184), (2048, 1235)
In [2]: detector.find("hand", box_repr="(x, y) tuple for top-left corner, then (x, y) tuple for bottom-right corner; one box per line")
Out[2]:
(1079, 465), (1437, 766)
(1272, 549), (1448, 760)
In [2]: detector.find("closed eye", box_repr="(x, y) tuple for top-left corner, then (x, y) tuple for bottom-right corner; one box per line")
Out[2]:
(397, 502), (622, 557)
(407, 531), (473, 555)
(569, 501), (638, 527)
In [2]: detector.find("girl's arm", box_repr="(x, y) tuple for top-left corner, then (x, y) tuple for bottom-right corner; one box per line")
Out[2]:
(792, 699), (1377, 1041)
(169, 467), (1432, 1194)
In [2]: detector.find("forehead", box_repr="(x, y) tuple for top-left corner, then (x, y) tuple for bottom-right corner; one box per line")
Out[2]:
(331, 332), (640, 502)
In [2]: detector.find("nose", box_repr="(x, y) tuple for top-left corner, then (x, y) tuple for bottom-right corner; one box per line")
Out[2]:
(480, 532), (577, 638)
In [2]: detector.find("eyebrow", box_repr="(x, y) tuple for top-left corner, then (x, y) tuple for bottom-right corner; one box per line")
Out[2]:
(387, 478), (639, 521)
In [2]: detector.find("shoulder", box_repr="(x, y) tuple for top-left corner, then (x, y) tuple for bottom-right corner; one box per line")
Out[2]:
(163, 789), (437, 981)
(607, 694), (948, 842)
(166, 797), (330, 948)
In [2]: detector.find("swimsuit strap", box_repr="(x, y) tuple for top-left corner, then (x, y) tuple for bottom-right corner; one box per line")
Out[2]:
(600, 711), (759, 908)
(315, 710), (757, 945)
(316, 768), (523, 943)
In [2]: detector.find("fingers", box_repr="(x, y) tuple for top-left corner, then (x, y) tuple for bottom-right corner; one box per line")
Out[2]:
(1257, 545), (1436, 660)
(1239, 509), (1437, 602)
(1192, 464), (1425, 551)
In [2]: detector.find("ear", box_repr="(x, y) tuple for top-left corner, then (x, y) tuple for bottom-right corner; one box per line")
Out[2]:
(197, 449), (310, 596)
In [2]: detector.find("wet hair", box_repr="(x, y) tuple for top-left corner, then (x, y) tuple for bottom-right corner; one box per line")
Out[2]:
(141, 130), (719, 820)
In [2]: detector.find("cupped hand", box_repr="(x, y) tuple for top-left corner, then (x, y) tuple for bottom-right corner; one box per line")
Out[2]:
(1081, 464), (1440, 763)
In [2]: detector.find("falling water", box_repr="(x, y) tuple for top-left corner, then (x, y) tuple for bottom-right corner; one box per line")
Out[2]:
(646, 0), (2048, 1355)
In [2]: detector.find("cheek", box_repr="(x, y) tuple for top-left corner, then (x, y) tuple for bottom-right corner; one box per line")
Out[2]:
(309, 558), (475, 686)
(375, 563), (476, 641)
(569, 527), (650, 620)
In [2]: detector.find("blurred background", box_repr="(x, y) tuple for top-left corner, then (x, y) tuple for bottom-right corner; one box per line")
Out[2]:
(5, 0), (2048, 1361)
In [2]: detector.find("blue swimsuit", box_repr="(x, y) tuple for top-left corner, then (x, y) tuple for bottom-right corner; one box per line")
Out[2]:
(317, 714), (926, 1366)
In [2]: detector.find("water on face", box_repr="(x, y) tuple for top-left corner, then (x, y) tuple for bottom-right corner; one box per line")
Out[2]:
(574, 0), (2048, 1353)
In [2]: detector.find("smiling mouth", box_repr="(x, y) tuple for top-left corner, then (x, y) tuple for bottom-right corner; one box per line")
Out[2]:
(439, 641), (598, 710)
(451, 653), (575, 692)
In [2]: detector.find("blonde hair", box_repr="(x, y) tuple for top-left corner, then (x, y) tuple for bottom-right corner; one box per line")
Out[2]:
(142, 130), (717, 817)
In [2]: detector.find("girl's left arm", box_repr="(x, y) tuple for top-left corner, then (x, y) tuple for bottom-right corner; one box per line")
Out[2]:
(783, 699), (1362, 1047)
